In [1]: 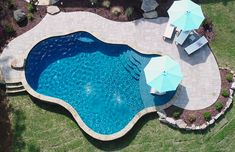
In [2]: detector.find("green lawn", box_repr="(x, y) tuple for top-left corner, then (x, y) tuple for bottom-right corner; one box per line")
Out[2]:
(9, 95), (235, 151)
(201, 0), (235, 69)
(8, 1), (235, 152)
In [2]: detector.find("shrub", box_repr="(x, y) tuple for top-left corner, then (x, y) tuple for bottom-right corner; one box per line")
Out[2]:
(172, 111), (181, 119)
(221, 89), (229, 97)
(187, 114), (196, 123)
(202, 16), (213, 32)
(4, 24), (15, 36)
(214, 102), (223, 112)
(125, 7), (134, 19)
(203, 112), (211, 121)
(89, 0), (98, 6)
(27, 3), (35, 13)
(226, 73), (233, 82)
(27, 13), (34, 21)
(7, 0), (15, 9)
(102, 0), (111, 8)
(111, 6), (123, 16)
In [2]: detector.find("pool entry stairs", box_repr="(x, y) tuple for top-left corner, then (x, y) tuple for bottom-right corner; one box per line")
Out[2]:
(120, 51), (142, 80)
(6, 82), (25, 94)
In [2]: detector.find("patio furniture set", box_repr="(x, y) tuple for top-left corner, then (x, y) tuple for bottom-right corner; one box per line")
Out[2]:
(149, 0), (207, 95)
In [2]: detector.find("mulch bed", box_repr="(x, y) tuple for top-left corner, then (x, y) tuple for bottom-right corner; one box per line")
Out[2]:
(0, 0), (46, 52)
(165, 68), (233, 126)
(0, 88), (12, 152)
(55, 0), (174, 22)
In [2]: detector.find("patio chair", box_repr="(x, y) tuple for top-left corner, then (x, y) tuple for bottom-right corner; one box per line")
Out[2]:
(175, 30), (191, 45)
(163, 22), (175, 40)
(184, 36), (208, 55)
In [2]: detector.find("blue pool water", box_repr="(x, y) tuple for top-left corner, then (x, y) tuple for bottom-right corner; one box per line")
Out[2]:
(25, 32), (175, 135)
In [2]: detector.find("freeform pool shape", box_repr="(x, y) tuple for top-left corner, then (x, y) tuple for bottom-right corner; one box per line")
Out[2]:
(25, 31), (176, 140)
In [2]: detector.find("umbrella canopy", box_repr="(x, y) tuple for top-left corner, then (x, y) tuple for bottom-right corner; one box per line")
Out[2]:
(144, 56), (183, 93)
(167, 0), (204, 31)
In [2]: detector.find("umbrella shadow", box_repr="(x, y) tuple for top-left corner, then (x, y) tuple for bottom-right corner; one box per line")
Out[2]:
(171, 85), (190, 109)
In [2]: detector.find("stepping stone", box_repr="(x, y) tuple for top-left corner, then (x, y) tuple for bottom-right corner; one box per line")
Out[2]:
(143, 11), (158, 19)
(47, 6), (60, 15)
(141, 0), (159, 12)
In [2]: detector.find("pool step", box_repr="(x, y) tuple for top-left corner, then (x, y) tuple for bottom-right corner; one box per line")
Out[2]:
(126, 62), (141, 76)
(123, 64), (140, 80)
(6, 82), (26, 94)
(120, 52), (140, 80)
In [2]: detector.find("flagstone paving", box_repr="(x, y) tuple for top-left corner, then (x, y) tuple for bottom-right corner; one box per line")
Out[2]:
(0, 11), (221, 111)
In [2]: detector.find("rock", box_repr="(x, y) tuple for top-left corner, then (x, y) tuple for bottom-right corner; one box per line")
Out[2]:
(143, 11), (158, 19)
(213, 113), (221, 120)
(176, 119), (187, 128)
(13, 9), (26, 23)
(141, 0), (159, 12)
(209, 119), (215, 125)
(195, 126), (200, 130)
(230, 89), (234, 98)
(231, 82), (235, 90)
(166, 117), (176, 125)
(200, 124), (207, 130)
(47, 6), (60, 15)
(157, 111), (166, 119)
(159, 118), (168, 124)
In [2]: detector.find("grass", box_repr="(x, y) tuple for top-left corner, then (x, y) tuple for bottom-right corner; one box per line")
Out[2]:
(201, 0), (235, 69)
(9, 95), (235, 151)
(7, 0), (235, 151)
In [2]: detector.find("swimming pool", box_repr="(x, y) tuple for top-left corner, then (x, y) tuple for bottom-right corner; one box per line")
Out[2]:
(25, 31), (176, 140)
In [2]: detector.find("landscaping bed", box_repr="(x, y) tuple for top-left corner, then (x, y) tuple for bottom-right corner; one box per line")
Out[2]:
(164, 68), (233, 126)
(0, 0), (46, 53)
(55, 0), (174, 21)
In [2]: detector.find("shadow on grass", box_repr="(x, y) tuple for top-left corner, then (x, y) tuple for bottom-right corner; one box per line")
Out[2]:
(10, 108), (26, 152)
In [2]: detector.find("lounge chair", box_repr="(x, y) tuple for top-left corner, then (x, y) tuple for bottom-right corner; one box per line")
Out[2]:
(163, 22), (175, 40)
(175, 30), (191, 45)
(185, 36), (208, 55)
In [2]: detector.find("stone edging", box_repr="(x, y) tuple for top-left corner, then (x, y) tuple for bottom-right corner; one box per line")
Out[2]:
(157, 68), (235, 130)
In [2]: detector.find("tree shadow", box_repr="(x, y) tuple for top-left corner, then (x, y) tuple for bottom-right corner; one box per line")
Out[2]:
(0, 89), (12, 152)
(10, 108), (26, 152)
